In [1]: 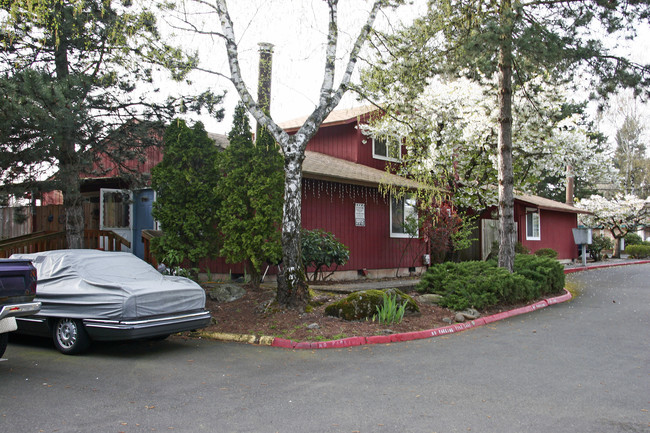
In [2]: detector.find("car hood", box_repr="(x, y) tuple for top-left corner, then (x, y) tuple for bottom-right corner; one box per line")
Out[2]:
(11, 250), (206, 320)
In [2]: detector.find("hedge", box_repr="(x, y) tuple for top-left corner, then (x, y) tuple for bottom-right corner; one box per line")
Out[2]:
(416, 254), (565, 310)
(625, 244), (650, 259)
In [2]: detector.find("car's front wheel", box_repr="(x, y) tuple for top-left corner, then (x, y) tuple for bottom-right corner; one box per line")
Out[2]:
(52, 318), (90, 355)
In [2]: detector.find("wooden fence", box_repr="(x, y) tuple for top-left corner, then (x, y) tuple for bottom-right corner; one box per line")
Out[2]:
(0, 229), (131, 258)
(0, 206), (32, 240)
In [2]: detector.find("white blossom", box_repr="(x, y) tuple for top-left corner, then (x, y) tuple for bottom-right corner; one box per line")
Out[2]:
(363, 77), (617, 209)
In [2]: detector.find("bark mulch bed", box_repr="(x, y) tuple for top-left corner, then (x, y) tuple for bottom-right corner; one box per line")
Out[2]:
(189, 280), (527, 343)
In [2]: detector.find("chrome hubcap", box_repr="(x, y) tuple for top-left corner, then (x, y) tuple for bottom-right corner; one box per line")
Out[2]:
(56, 319), (77, 349)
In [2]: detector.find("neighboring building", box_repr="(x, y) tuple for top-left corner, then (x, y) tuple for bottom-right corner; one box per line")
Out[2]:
(38, 131), (229, 260)
(479, 193), (590, 261)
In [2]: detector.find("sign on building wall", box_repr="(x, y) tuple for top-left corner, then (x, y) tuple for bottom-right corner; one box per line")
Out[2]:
(355, 203), (365, 227)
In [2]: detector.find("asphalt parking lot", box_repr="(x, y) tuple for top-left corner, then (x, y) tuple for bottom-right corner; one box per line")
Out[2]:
(1, 264), (649, 433)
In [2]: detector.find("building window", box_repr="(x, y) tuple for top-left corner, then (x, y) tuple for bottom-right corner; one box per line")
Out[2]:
(373, 137), (401, 162)
(526, 208), (540, 240)
(391, 194), (418, 238)
(100, 189), (132, 229)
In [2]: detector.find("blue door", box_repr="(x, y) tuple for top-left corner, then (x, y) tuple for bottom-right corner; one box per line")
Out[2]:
(133, 189), (155, 259)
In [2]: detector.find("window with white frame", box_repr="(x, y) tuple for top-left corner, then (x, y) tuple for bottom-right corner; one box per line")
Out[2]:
(373, 137), (401, 162)
(390, 194), (418, 238)
(100, 189), (132, 229)
(526, 208), (540, 240)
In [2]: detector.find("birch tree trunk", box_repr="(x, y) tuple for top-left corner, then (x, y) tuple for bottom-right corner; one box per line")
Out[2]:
(497, 0), (515, 272)
(215, 0), (383, 308)
(276, 149), (308, 307)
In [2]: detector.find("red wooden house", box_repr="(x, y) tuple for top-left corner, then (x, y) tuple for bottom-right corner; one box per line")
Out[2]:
(280, 106), (587, 265)
(34, 105), (586, 278)
(275, 106), (428, 279)
(200, 106), (428, 280)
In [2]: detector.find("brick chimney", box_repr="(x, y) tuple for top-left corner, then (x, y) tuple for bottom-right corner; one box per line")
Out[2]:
(566, 165), (574, 206)
(256, 42), (274, 138)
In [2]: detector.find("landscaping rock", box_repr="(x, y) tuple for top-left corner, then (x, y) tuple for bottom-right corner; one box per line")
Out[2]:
(324, 288), (419, 321)
(207, 284), (246, 303)
(460, 308), (481, 320)
(307, 323), (320, 330)
(442, 317), (453, 324)
(455, 312), (466, 323)
(416, 294), (443, 305)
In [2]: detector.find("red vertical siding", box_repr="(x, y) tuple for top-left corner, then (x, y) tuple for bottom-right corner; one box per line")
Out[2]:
(515, 204), (579, 260)
(92, 145), (164, 183)
(301, 179), (427, 272)
(304, 122), (393, 172)
(201, 179), (426, 276)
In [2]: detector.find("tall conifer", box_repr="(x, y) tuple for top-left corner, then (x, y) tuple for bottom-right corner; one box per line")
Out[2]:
(215, 103), (283, 289)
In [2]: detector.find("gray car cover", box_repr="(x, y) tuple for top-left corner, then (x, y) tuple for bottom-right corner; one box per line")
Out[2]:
(11, 250), (206, 320)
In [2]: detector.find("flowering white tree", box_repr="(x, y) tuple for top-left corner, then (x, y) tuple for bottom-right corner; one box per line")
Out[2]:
(362, 77), (615, 210)
(577, 194), (650, 258)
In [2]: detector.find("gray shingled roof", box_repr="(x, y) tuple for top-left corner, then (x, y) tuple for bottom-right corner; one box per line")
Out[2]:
(515, 192), (591, 214)
(303, 150), (421, 189)
(207, 132), (229, 150)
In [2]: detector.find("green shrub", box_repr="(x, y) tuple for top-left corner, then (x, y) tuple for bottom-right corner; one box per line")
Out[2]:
(514, 254), (565, 296)
(624, 233), (643, 246)
(301, 229), (350, 281)
(487, 241), (530, 260)
(534, 248), (558, 259)
(416, 254), (564, 310)
(625, 244), (650, 259)
(515, 242), (530, 255)
(588, 234), (613, 261)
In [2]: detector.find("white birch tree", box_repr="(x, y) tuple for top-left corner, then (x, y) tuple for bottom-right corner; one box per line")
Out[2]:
(211, 0), (391, 308)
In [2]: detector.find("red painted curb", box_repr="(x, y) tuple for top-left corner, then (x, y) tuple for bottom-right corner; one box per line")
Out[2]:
(269, 260), (650, 350)
(273, 292), (568, 350)
(547, 291), (572, 305)
(271, 338), (295, 349)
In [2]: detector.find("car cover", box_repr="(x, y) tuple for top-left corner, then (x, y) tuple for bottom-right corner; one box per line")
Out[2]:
(11, 250), (206, 320)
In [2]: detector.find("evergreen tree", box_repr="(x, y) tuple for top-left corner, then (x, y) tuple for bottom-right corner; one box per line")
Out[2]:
(361, 0), (650, 271)
(614, 114), (649, 197)
(215, 103), (283, 289)
(0, 0), (222, 247)
(151, 119), (221, 269)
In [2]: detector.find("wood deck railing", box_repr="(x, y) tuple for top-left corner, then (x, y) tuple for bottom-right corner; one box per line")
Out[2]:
(141, 229), (162, 267)
(0, 230), (131, 258)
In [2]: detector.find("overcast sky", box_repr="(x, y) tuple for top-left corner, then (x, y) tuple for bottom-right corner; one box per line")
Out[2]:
(162, 0), (424, 134)
(164, 0), (649, 149)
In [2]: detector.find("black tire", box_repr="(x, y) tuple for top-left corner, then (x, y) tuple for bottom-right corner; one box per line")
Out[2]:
(52, 318), (90, 355)
(0, 333), (8, 358)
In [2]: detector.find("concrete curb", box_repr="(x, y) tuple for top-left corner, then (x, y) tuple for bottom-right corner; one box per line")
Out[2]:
(197, 331), (275, 346)
(199, 260), (649, 350)
(563, 259), (650, 274)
